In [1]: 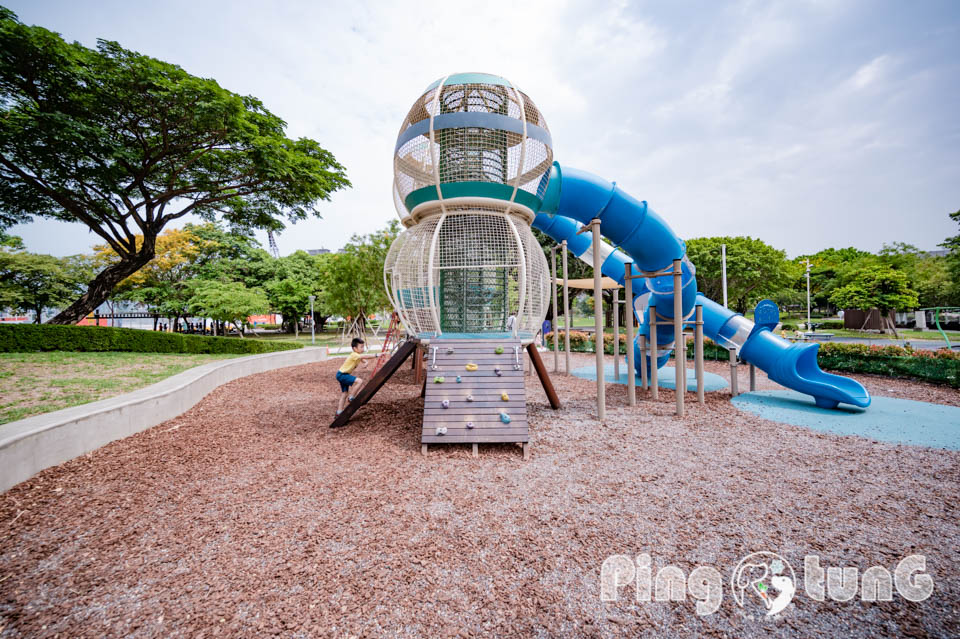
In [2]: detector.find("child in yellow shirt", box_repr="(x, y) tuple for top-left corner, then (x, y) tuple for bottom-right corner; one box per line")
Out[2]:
(336, 338), (377, 415)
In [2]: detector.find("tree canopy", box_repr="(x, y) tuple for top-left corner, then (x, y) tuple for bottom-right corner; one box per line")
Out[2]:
(0, 245), (90, 322)
(685, 236), (798, 314)
(941, 208), (960, 305)
(0, 8), (349, 323)
(187, 280), (268, 337)
(829, 265), (919, 314)
(318, 221), (399, 330)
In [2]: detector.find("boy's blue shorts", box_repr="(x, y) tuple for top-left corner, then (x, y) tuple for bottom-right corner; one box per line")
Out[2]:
(336, 370), (357, 393)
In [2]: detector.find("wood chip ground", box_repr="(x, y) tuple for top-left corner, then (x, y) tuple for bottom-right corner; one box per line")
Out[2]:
(1, 353), (957, 637)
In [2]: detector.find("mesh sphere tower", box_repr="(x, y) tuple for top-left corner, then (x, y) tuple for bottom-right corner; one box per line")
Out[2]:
(384, 73), (552, 343)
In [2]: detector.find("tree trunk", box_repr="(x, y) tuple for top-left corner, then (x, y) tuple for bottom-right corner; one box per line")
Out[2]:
(48, 246), (155, 325)
(34, 305), (42, 324)
(294, 316), (299, 339)
(886, 312), (899, 339)
(234, 322), (244, 338)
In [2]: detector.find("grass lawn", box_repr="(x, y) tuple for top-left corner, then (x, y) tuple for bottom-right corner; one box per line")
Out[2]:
(0, 352), (243, 425)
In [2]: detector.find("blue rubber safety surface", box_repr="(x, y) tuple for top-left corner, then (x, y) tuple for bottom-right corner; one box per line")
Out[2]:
(571, 363), (728, 392)
(732, 390), (960, 450)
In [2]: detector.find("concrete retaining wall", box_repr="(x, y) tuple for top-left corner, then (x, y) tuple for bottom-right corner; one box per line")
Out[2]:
(0, 347), (328, 493)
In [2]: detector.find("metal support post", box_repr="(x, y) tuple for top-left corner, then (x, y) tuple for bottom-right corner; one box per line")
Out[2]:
(591, 219), (605, 421)
(695, 304), (704, 405)
(551, 246), (559, 372)
(749, 363), (756, 391)
(729, 347), (739, 396)
(650, 305), (659, 401)
(562, 241), (571, 375)
(639, 334), (648, 391)
(624, 263), (636, 406)
(673, 259), (684, 417)
(613, 286), (620, 381)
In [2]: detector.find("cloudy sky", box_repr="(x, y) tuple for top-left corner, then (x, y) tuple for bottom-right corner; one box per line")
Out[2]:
(7, 0), (960, 258)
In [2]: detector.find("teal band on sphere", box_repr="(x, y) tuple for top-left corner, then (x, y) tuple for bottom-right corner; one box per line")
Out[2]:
(404, 182), (542, 213)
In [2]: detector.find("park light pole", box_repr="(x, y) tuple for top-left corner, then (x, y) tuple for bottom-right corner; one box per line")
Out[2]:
(308, 295), (316, 345)
(721, 243), (728, 308)
(804, 259), (811, 331)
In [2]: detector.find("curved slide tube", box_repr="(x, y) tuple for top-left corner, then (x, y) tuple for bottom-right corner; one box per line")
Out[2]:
(533, 163), (870, 409)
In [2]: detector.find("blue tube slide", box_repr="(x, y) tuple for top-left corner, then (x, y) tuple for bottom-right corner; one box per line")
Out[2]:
(533, 162), (870, 409)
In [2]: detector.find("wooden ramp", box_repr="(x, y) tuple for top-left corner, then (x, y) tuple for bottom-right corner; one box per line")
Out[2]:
(329, 339), (417, 429)
(421, 339), (529, 458)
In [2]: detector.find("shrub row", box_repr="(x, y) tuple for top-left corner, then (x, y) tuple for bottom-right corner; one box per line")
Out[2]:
(816, 342), (959, 388)
(550, 330), (958, 387)
(0, 324), (303, 355)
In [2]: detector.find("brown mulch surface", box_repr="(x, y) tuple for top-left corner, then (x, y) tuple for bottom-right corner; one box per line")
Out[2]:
(1, 353), (958, 637)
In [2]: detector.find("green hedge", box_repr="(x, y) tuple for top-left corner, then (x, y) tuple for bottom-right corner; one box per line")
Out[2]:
(685, 339), (959, 387)
(686, 338), (732, 361)
(817, 342), (959, 388)
(815, 319), (845, 330)
(548, 332), (959, 387)
(0, 324), (303, 355)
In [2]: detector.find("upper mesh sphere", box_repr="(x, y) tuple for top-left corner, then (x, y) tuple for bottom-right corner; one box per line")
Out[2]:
(393, 73), (553, 218)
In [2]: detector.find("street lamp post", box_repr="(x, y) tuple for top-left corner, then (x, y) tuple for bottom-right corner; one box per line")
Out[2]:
(308, 295), (316, 345)
(804, 259), (811, 332)
(721, 243), (728, 309)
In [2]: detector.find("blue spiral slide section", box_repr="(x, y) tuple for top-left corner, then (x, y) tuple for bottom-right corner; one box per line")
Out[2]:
(532, 163), (870, 410)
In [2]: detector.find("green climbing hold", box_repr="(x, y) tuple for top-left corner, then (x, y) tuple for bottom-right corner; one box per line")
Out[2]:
(495, 346), (504, 354)
(434, 376), (445, 383)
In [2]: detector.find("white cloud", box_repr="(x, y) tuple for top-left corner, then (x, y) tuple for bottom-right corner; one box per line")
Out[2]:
(6, 0), (960, 259)
(849, 54), (891, 90)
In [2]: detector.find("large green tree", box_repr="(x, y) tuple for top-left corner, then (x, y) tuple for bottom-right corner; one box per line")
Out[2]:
(0, 249), (90, 322)
(0, 9), (349, 324)
(941, 208), (960, 303)
(265, 250), (325, 336)
(187, 280), (268, 338)
(793, 247), (875, 312)
(319, 221), (398, 333)
(686, 236), (798, 314)
(829, 264), (918, 334)
(187, 223), (275, 290)
(879, 241), (956, 308)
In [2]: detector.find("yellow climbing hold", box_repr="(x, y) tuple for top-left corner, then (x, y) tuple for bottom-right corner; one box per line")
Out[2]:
(465, 363), (478, 371)
(501, 392), (510, 401)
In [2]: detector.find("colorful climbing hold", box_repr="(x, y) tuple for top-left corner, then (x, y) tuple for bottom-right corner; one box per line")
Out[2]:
(466, 395), (474, 402)
(495, 367), (502, 376)
(456, 376), (462, 383)
(499, 412), (511, 424)
(434, 376), (445, 383)
(436, 426), (447, 436)
(501, 392), (510, 401)
(441, 399), (449, 409)
(466, 422), (474, 429)
(465, 363), (478, 371)
(495, 346), (504, 354)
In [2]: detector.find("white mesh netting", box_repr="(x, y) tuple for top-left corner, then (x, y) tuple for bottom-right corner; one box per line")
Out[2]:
(383, 205), (549, 343)
(393, 80), (553, 219)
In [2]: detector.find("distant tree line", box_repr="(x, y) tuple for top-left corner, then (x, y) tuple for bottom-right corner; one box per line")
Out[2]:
(0, 220), (400, 335)
(533, 210), (960, 328)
